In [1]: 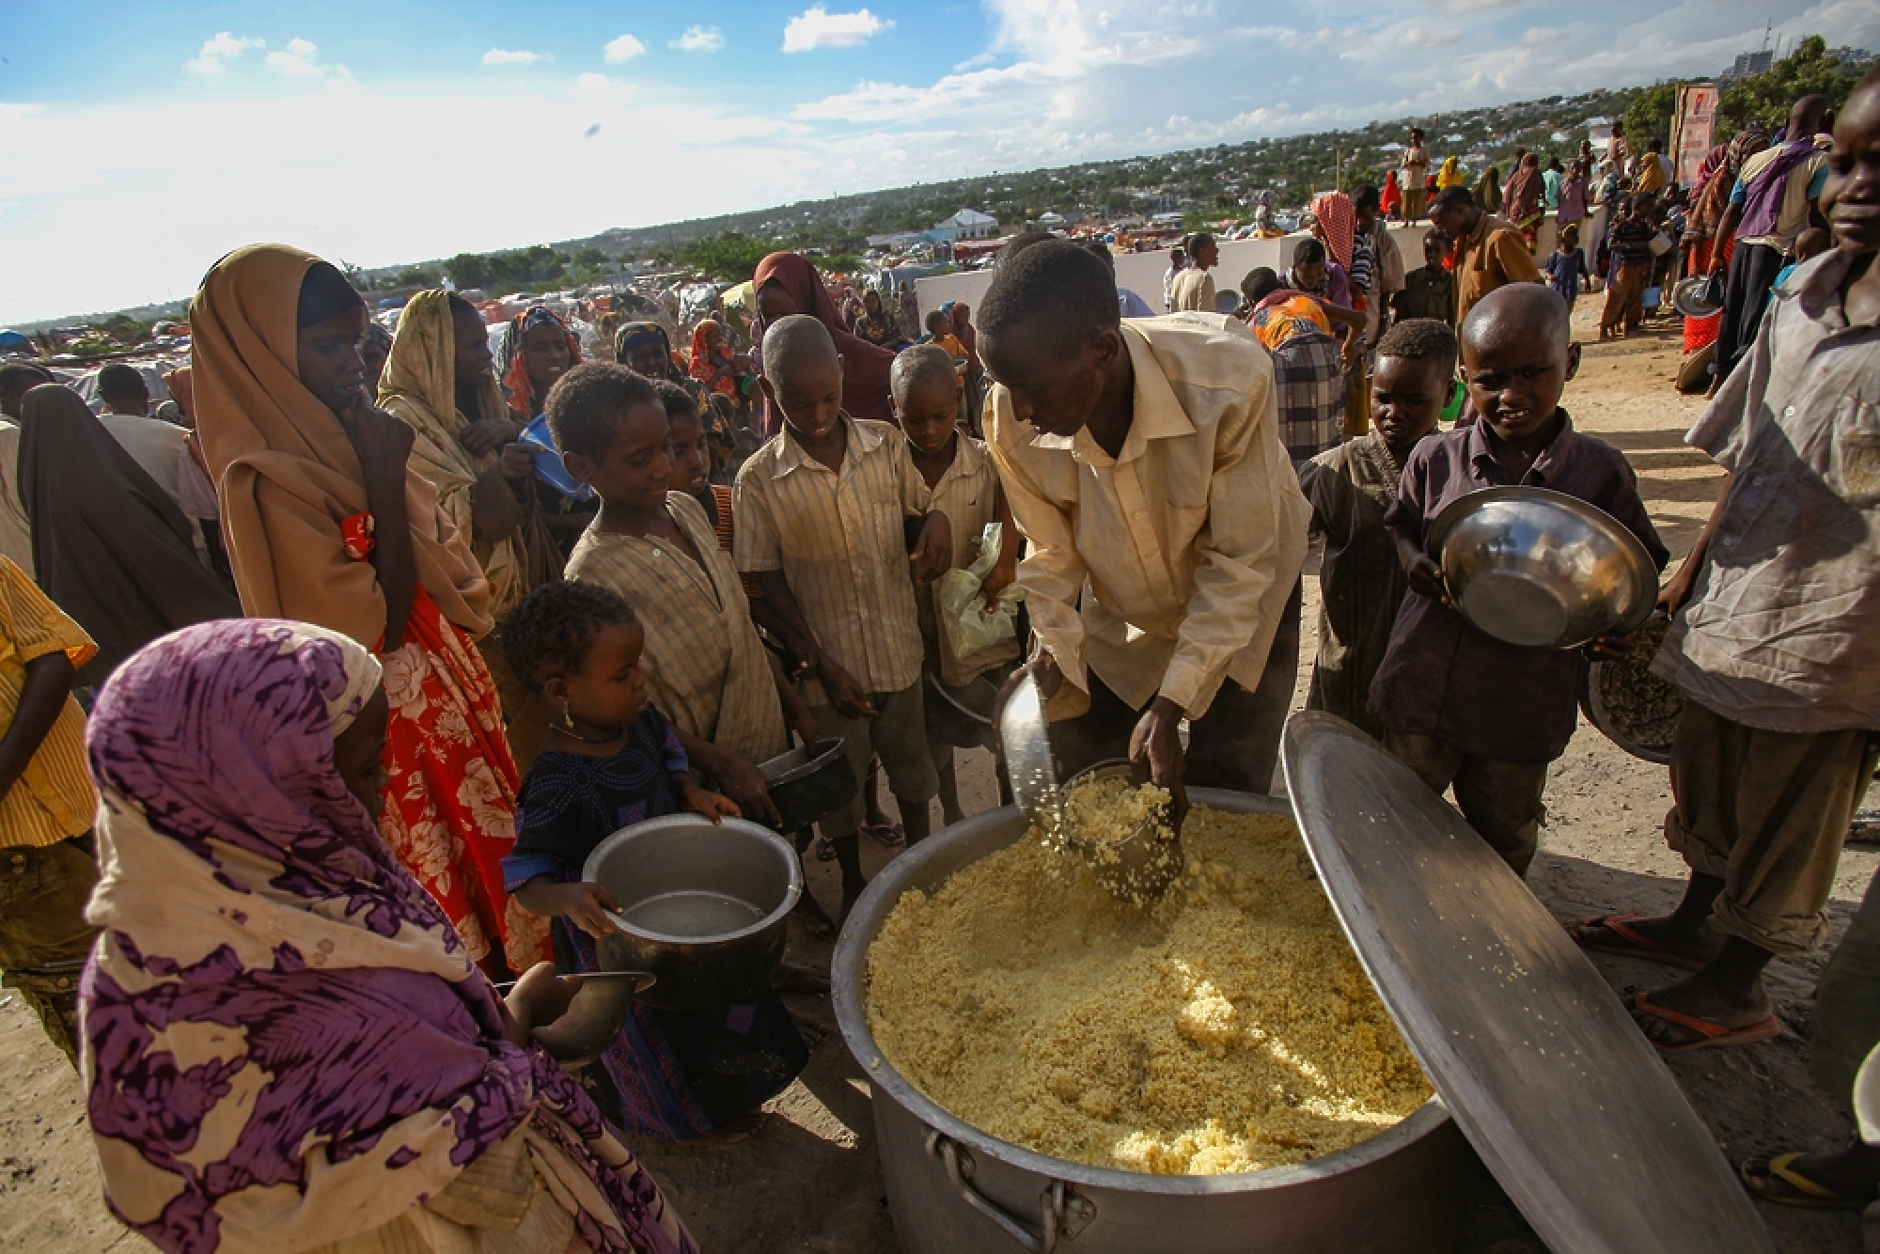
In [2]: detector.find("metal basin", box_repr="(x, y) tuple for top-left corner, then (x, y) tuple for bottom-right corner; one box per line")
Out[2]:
(927, 672), (1000, 750)
(1430, 486), (1657, 649)
(760, 736), (857, 831)
(584, 815), (802, 1011)
(834, 791), (1466, 1254)
(527, 971), (657, 1068)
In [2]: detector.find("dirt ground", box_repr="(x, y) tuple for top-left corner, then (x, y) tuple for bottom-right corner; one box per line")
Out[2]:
(3, 304), (1875, 1253)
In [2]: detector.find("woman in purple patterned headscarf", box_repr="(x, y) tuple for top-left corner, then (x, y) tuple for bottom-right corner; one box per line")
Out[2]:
(78, 618), (694, 1254)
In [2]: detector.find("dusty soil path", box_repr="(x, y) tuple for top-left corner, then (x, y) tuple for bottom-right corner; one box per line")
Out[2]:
(3, 310), (1872, 1253)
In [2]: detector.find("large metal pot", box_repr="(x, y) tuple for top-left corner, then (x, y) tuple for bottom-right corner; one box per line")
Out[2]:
(585, 814), (801, 1012)
(833, 790), (1468, 1254)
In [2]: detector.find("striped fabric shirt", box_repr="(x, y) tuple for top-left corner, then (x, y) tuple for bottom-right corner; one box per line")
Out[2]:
(915, 432), (1020, 687)
(566, 493), (788, 766)
(0, 558), (98, 848)
(988, 315), (1311, 718)
(735, 416), (929, 705)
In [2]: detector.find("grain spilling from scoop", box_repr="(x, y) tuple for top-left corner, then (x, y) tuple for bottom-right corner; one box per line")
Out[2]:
(864, 802), (1432, 1175)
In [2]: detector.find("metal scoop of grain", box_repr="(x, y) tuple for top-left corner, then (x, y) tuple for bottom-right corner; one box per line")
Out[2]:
(997, 672), (1183, 900)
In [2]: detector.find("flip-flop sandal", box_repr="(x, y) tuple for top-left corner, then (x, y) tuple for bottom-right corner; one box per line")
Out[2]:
(814, 835), (837, 862)
(860, 820), (905, 848)
(1631, 991), (1782, 1055)
(1570, 914), (1708, 971)
(1740, 1153), (1876, 1210)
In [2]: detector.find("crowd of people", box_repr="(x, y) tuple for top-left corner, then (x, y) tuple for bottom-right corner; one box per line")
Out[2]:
(0, 66), (1872, 1253)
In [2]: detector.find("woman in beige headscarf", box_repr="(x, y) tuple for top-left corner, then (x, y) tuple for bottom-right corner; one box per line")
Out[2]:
(191, 243), (549, 979)
(379, 290), (554, 768)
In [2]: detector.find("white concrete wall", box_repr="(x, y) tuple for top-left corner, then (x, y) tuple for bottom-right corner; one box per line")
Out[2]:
(913, 220), (1511, 327)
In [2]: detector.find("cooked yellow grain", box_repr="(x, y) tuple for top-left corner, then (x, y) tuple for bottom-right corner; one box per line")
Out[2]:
(864, 805), (1432, 1176)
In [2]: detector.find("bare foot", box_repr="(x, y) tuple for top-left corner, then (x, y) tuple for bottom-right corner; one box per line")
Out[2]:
(791, 892), (835, 938)
(1630, 970), (1775, 1048)
(1570, 913), (1723, 968)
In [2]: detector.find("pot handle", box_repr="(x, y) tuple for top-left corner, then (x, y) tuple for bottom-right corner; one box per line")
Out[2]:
(925, 1129), (1093, 1253)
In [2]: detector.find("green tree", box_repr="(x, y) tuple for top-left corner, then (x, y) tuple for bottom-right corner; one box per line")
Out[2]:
(670, 232), (774, 282)
(445, 253), (493, 291)
(392, 266), (439, 288)
(1622, 79), (1684, 149)
(1721, 35), (1863, 131)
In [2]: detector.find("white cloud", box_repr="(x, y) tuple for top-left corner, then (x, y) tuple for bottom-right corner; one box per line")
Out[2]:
(266, 38), (347, 79)
(603, 34), (648, 63)
(481, 48), (550, 66)
(184, 32), (262, 76)
(8, 0), (1877, 326)
(783, 7), (892, 53)
(672, 26), (726, 53)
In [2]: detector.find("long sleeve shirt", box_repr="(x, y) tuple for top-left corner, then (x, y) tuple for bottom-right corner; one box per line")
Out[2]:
(1371, 413), (1667, 762)
(986, 315), (1310, 718)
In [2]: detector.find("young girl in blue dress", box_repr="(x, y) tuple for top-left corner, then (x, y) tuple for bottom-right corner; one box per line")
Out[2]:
(502, 578), (807, 1140)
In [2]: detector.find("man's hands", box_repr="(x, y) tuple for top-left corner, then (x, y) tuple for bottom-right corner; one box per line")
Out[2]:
(1130, 696), (1189, 833)
(501, 961), (584, 1048)
(513, 878), (623, 939)
(681, 780), (742, 823)
(909, 513), (953, 584)
(692, 748), (775, 825)
(335, 393), (415, 487)
(461, 415), (522, 458)
(816, 653), (877, 718)
(1404, 552), (1451, 604)
(499, 444), (535, 483)
(978, 553), (1017, 610)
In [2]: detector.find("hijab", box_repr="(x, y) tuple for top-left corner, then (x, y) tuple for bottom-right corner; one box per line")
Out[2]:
(1309, 192), (1358, 270)
(1503, 153), (1543, 223)
(496, 305), (584, 418)
(1475, 166), (1502, 213)
(752, 252), (894, 425)
(18, 384), (239, 687)
(81, 618), (693, 1254)
(378, 290), (528, 616)
(1437, 156), (1463, 188)
(191, 243), (492, 648)
(615, 320), (684, 383)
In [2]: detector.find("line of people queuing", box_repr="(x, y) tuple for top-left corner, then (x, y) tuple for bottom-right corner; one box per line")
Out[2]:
(0, 68), (1874, 1252)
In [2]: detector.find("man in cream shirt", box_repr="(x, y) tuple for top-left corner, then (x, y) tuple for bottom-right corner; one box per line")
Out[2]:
(979, 240), (1309, 825)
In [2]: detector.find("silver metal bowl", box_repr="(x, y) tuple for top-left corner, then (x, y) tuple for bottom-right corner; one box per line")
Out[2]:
(582, 814), (803, 1011)
(1430, 486), (1658, 649)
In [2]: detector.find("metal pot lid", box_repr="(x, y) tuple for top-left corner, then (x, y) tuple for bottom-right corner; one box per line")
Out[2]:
(1279, 713), (1774, 1254)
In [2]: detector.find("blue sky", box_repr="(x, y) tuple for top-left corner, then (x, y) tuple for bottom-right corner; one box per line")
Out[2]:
(0, 0), (1868, 323)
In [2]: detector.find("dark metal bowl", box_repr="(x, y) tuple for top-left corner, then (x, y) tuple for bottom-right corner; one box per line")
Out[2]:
(529, 971), (656, 1068)
(583, 815), (802, 1011)
(925, 672), (1000, 750)
(1431, 486), (1658, 650)
(759, 736), (856, 831)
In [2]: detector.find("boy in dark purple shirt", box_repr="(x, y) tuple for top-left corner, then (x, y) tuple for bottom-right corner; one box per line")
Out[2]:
(1370, 284), (1667, 874)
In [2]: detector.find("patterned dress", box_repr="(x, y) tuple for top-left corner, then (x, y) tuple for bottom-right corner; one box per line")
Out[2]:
(503, 708), (807, 1140)
(346, 512), (551, 977)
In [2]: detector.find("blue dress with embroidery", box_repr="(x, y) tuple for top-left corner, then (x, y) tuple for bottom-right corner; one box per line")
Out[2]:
(503, 707), (807, 1139)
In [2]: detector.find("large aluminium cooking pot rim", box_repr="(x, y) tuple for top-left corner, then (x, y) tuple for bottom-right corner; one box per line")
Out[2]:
(582, 814), (804, 946)
(832, 789), (1454, 1198)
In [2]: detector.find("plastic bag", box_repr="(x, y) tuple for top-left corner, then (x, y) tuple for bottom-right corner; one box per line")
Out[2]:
(935, 523), (1023, 669)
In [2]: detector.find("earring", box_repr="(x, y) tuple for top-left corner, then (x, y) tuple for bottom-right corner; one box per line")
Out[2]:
(560, 698), (576, 732)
